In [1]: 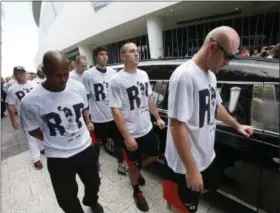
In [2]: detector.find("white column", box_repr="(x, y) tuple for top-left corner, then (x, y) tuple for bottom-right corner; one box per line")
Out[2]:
(78, 44), (94, 66)
(146, 16), (163, 59)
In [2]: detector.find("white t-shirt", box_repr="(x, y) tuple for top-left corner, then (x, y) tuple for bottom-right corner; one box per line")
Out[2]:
(69, 70), (83, 82)
(165, 60), (222, 174)
(19, 79), (91, 158)
(108, 69), (153, 138)
(32, 77), (44, 85)
(82, 67), (117, 123)
(6, 80), (37, 113)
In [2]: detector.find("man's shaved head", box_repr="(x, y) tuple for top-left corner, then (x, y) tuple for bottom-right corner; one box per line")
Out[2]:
(43, 51), (68, 69)
(42, 50), (70, 91)
(120, 42), (135, 54)
(203, 26), (240, 54)
(120, 42), (139, 67)
(194, 26), (240, 73)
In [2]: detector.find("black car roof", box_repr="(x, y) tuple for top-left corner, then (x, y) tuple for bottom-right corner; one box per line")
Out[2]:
(109, 57), (279, 80)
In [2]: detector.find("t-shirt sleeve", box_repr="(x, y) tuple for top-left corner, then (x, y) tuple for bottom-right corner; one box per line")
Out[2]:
(20, 100), (42, 132)
(144, 72), (153, 96)
(6, 87), (16, 105)
(108, 78), (122, 108)
(168, 73), (194, 123)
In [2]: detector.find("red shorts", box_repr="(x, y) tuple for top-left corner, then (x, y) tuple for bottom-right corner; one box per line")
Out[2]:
(163, 159), (219, 213)
(90, 131), (98, 145)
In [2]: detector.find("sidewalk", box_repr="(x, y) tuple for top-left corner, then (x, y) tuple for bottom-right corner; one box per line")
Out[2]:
(1, 116), (248, 213)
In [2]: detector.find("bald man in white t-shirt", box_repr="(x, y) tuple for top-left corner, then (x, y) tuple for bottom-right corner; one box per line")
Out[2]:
(163, 26), (254, 213)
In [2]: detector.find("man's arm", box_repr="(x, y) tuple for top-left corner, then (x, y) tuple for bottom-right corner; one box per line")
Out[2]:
(148, 95), (161, 120)
(111, 108), (131, 140)
(170, 118), (198, 174)
(216, 104), (240, 129)
(7, 104), (19, 128)
(82, 108), (91, 124)
(6, 88), (19, 128)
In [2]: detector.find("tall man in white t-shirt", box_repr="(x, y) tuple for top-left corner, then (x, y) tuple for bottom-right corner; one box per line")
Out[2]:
(69, 56), (87, 82)
(82, 45), (128, 175)
(163, 26), (254, 213)
(6, 66), (45, 169)
(109, 42), (166, 212)
(20, 51), (103, 213)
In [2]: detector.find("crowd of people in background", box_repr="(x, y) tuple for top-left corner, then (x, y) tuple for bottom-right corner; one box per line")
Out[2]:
(238, 43), (280, 58)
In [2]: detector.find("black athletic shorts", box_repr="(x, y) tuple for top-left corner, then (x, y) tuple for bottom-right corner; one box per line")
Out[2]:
(163, 159), (219, 213)
(93, 120), (124, 147)
(123, 128), (159, 169)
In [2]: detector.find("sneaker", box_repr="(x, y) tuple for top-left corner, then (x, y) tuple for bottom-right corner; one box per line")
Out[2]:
(34, 161), (43, 170)
(139, 174), (146, 186)
(133, 191), (149, 212)
(91, 203), (104, 213)
(117, 164), (128, 175)
(82, 199), (104, 213)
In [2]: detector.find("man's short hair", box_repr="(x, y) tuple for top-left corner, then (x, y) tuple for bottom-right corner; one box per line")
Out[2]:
(75, 55), (86, 64)
(120, 42), (135, 54)
(93, 46), (108, 57)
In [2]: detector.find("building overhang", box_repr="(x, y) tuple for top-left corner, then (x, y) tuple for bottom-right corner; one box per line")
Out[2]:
(32, 1), (42, 27)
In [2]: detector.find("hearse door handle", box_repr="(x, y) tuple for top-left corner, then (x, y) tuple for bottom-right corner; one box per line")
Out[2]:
(273, 157), (280, 165)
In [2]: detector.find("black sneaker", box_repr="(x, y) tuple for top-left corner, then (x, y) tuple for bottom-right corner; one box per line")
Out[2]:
(133, 191), (149, 212)
(117, 164), (128, 175)
(82, 198), (104, 213)
(91, 203), (104, 213)
(139, 174), (146, 186)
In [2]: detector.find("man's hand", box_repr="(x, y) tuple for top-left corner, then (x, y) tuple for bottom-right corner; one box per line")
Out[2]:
(154, 118), (166, 130)
(12, 120), (20, 130)
(186, 170), (204, 192)
(86, 122), (94, 132)
(125, 136), (138, 151)
(237, 125), (254, 137)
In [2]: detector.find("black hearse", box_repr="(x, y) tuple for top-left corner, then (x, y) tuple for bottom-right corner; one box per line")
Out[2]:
(107, 57), (279, 213)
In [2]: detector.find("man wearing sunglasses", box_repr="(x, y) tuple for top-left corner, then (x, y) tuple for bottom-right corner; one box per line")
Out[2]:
(69, 56), (87, 82)
(163, 26), (254, 213)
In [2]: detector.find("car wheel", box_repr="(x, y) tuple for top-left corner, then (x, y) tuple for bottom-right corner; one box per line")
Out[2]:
(102, 138), (115, 157)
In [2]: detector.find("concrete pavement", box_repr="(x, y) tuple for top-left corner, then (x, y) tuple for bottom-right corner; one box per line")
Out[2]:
(1, 116), (253, 213)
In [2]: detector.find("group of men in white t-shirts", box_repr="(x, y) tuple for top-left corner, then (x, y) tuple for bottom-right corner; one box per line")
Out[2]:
(11, 26), (255, 213)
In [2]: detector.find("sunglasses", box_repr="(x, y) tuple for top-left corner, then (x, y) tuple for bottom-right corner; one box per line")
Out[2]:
(210, 37), (235, 60)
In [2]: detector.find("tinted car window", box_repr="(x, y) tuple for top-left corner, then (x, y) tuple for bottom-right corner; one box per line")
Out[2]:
(218, 83), (253, 125)
(251, 84), (279, 133)
(138, 65), (178, 80)
(150, 80), (169, 109)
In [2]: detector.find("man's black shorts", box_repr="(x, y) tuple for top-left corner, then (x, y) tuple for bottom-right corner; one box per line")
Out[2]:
(93, 120), (124, 147)
(163, 159), (219, 213)
(123, 128), (159, 169)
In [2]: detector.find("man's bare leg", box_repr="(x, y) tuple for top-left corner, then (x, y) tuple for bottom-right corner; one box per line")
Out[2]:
(142, 156), (158, 167)
(171, 205), (184, 213)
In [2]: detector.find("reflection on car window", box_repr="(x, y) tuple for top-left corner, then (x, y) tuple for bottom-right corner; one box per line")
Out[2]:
(218, 83), (253, 125)
(150, 80), (168, 109)
(251, 84), (279, 134)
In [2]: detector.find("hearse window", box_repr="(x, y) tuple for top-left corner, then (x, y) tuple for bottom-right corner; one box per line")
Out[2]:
(151, 80), (169, 109)
(138, 65), (177, 80)
(218, 83), (253, 125)
(251, 84), (279, 134)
